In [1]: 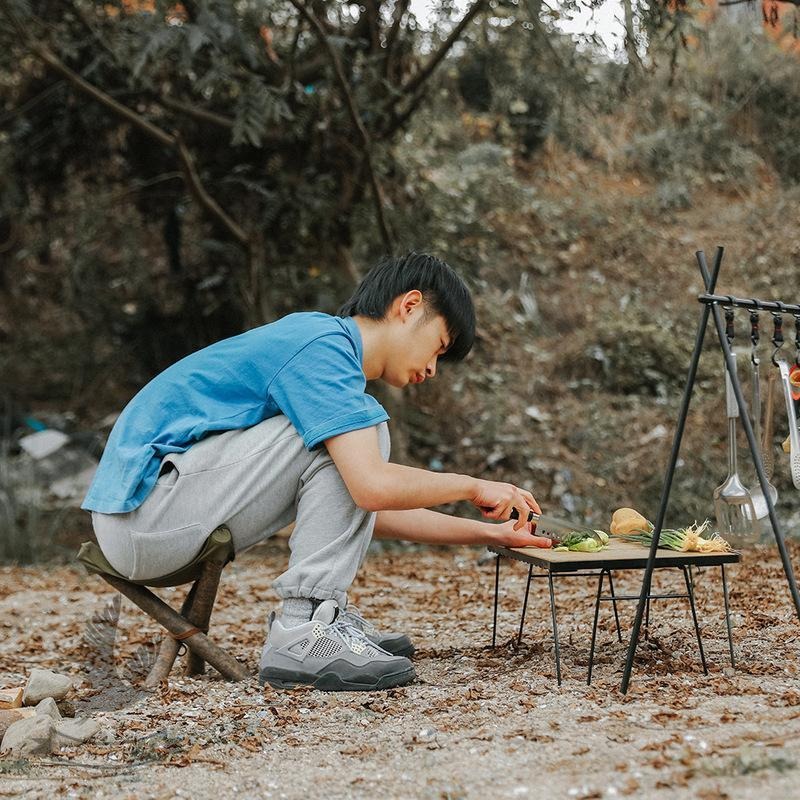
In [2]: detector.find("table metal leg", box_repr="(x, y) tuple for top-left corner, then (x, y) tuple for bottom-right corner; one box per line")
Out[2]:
(606, 570), (623, 643)
(644, 596), (651, 642)
(492, 554), (500, 648)
(587, 569), (605, 685)
(721, 563), (735, 669)
(548, 572), (562, 686)
(683, 565), (708, 674)
(517, 564), (533, 649)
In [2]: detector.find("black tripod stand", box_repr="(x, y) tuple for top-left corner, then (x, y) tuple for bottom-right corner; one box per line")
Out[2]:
(620, 247), (800, 693)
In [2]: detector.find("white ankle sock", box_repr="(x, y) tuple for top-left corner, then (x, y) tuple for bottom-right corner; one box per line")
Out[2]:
(279, 598), (315, 628)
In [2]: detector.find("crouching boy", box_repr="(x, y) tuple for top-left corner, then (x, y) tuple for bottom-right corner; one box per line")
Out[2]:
(82, 252), (544, 691)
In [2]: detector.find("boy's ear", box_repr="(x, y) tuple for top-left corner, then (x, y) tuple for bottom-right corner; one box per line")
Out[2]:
(396, 290), (423, 321)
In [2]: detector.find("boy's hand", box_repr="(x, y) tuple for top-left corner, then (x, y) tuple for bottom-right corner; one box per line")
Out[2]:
(488, 520), (553, 549)
(471, 478), (541, 531)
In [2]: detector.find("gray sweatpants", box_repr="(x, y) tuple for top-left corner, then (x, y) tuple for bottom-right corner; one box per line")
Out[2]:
(91, 415), (390, 606)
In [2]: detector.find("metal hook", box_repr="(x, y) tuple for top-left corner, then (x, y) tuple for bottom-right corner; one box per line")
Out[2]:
(750, 309), (760, 366)
(771, 311), (785, 367)
(794, 312), (800, 368)
(723, 302), (735, 346)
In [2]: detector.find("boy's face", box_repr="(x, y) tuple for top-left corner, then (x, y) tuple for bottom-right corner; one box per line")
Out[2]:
(384, 292), (451, 388)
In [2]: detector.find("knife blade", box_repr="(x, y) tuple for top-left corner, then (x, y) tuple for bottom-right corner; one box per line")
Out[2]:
(509, 507), (585, 537)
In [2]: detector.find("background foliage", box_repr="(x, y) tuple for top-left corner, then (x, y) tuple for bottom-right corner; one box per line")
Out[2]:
(3, 0), (800, 560)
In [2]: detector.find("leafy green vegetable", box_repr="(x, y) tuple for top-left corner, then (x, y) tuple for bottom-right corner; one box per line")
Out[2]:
(553, 529), (609, 552)
(571, 538), (602, 552)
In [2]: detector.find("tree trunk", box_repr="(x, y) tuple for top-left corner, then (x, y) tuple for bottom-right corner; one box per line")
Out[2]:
(622, 0), (639, 70)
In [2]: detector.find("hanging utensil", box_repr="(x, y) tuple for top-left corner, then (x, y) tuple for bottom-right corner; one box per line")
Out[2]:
(747, 311), (778, 520)
(714, 351), (760, 543)
(778, 359), (800, 489)
(763, 367), (778, 481)
(763, 311), (786, 481)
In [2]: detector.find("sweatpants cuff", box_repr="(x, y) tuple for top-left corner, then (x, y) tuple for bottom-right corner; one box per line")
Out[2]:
(274, 584), (347, 607)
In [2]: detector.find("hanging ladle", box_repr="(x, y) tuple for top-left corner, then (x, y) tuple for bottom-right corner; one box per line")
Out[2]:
(747, 310), (778, 520)
(714, 347), (760, 542)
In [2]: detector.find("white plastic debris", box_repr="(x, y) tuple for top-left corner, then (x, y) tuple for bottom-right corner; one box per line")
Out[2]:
(19, 429), (69, 459)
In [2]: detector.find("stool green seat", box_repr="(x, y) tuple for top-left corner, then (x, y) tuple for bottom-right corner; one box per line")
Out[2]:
(77, 526), (250, 686)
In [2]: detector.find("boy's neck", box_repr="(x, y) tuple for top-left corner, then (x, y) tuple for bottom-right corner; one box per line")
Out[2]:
(352, 316), (387, 382)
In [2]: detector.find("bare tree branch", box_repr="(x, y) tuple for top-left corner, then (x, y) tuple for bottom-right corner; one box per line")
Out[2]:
(378, 83), (429, 140)
(288, 0), (393, 250)
(31, 44), (249, 249)
(400, 0), (487, 98)
(384, 0), (410, 78)
(34, 44), (174, 148)
(363, 0), (382, 53)
(287, 17), (305, 87)
(64, 5), (287, 145)
(159, 96), (235, 129)
(174, 134), (250, 248)
(376, 0), (488, 140)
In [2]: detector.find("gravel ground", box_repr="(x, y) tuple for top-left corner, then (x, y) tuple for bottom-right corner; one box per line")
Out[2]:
(2, 538), (800, 799)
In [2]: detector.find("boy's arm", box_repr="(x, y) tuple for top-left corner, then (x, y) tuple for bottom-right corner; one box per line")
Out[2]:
(374, 508), (553, 548)
(324, 426), (541, 529)
(326, 427), (475, 509)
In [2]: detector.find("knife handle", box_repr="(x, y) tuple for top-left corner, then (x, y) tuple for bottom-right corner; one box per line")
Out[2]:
(481, 506), (538, 523)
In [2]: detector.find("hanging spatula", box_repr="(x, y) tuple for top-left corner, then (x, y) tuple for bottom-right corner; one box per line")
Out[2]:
(763, 366), (778, 481)
(748, 350), (778, 520)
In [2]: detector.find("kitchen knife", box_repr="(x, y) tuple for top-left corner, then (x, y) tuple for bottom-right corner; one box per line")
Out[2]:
(509, 507), (585, 536)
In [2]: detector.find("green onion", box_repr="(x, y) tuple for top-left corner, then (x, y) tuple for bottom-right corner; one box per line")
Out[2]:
(614, 520), (731, 553)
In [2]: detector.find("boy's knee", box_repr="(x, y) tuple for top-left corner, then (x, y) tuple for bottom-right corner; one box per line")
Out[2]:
(377, 422), (391, 462)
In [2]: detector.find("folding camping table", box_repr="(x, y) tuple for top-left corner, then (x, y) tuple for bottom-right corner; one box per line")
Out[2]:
(489, 539), (741, 685)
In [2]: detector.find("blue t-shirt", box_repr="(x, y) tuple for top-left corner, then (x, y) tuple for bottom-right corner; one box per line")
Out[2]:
(81, 312), (389, 514)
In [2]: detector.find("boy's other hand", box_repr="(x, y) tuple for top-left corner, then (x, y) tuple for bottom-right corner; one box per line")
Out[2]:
(489, 520), (553, 549)
(471, 479), (541, 530)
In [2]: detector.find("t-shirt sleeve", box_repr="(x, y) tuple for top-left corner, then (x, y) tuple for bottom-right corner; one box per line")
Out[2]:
(269, 334), (390, 449)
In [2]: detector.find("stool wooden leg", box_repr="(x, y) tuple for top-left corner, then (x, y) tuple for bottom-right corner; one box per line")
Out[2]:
(146, 638), (181, 687)
(144, 584), (198, 688)
(185, 559), (226, 676)
(100, 574), (250, 682)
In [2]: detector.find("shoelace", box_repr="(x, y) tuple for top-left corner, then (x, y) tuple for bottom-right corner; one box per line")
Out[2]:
(326, 614), (374, 653)
(338, 604), (377, 637)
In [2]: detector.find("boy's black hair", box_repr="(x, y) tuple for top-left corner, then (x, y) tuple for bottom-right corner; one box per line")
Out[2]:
(338, 252), (475, 362)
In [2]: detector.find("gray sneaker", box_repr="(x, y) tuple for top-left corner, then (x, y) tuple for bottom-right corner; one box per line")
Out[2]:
(259, 600), (416, 691)
(339, 604), (415, 658)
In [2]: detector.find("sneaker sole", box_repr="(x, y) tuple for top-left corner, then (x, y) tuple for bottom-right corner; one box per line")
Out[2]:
(259, 665), (416, 692)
